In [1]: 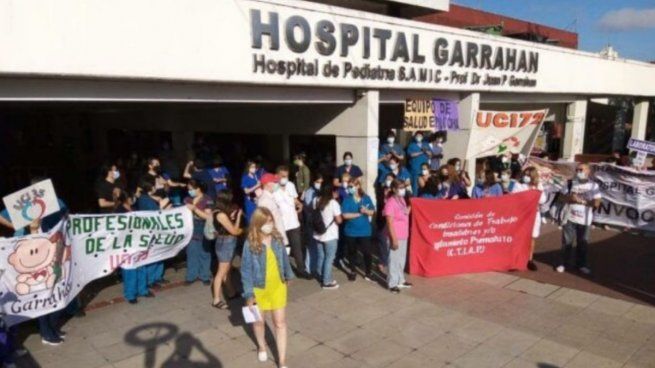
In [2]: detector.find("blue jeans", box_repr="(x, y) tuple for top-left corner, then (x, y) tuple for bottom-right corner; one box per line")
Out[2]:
(186, 237), (212, 282)
(146, 261), (164, 286)
(122, 266), (149, 301)
(316, 239), (338, 285)
(305, 237), (319, 274)
(37, 311), (61, 341)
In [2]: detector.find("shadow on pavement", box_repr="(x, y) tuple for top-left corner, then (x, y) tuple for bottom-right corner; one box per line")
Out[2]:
(531, 226), (655, 306)
(124, 322), (221, 368)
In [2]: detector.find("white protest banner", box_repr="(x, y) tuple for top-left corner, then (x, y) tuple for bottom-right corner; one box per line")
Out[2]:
(0, 207), (193, 326)
(2, 179), (61, 230)
(467, 109), (548, 159)
(591, 163), (655, 231)
(526, 157), (577, 193)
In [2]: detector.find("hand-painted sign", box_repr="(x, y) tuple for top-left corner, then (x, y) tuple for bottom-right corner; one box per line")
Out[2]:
(2, 179), (61, 230)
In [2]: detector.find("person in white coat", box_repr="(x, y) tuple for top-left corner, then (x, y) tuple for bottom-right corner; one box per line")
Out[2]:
(512, 166), (547, 271)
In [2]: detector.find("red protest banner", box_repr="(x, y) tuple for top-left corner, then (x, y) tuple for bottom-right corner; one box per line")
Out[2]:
(409, 191), (540, 277)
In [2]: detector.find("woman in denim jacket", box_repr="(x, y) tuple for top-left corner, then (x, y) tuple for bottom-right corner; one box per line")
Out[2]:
(241, 207), (295, 368)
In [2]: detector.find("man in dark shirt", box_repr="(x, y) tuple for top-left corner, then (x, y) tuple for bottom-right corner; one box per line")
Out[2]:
(95, 163), (121, 213)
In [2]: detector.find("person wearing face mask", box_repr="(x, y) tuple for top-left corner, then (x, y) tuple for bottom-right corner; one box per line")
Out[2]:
(184, 180), (214, 285)
(428, 133), (445, 170)
(141, 157), (185, 203)
(312, 184), (343, 289)
(96, 163), (122, 213)
(131, 180), (164, 298)
(472, 170), (504, 198)
(183, 158), (217, 201)
(378, 130), (405, 170)
(341, 178), (376, 281)
(240, 207), (295, 368)
(384, 180), (412, 293)
(337, 172), (352, 203)
(380, 156), (411, 190)
(447, 158), (472, 187)
(293, 153), (311, 195)
(274, 166), (311, 279)
(375, 172), (396, 274)
(241, 160), (262, 224)
(419, 175), (445, 199)
(439, 165), (469, 200)
(499, 169), (517, 194)
(556, 163), (601, 275)
(511, 167), (548, 271)
(301, 173), (324, 276)
(407, 131), (432, 195)
(256, 173), (290, 247)
(417, 163), (432, 194)
(334, 152), (363, 187)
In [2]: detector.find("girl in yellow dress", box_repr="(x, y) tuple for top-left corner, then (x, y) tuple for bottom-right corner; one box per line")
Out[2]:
(241, 207), (295, 368)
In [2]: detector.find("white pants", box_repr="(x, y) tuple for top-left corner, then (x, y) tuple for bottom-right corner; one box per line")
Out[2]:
(387, 239), (407, 288)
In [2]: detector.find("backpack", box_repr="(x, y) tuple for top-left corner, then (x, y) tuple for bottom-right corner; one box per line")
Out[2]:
(311, 200), (334, 236)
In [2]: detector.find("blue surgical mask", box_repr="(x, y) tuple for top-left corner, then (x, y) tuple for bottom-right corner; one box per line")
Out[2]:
(113, 170), (120, 180)
(188, 189), (197, 197)
(347, 187), (356, 195)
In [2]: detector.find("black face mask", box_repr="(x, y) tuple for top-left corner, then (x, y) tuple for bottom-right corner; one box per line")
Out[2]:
(154, 166), (162, 174)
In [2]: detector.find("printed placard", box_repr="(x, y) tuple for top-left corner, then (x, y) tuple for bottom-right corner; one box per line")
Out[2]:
(2, 179), (61, 230)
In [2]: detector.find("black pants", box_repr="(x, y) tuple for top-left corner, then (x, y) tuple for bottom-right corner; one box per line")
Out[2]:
(287, 227), (305, 272)
(344, 236), (372, 275)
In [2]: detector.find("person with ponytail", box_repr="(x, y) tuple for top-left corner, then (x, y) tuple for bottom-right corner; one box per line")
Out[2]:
(241, 207), (295, 368)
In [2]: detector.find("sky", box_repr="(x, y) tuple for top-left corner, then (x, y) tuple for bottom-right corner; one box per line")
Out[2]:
(452, 0), (655, 62)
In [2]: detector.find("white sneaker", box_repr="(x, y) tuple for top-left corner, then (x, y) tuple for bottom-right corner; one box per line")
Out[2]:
(322, 281), (339, 290)
(579, 267), (591, 275)
(257, 350), (268, 362)
(398, 282), (413, 289)
(555, 265), (565, 273)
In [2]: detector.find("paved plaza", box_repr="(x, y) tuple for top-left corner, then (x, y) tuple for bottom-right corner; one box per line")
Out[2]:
(13, 225), (655, 368)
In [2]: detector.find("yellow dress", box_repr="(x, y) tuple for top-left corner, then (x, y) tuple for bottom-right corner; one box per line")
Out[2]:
(253, 244), (287, 311)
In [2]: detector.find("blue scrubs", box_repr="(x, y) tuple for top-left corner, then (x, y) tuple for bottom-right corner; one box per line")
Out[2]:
(335, 164), (363, 181)
(241, 173), (259, 223)
(407, 141), (431, 194)
(341, 195), (375, 237)
(209, 166), (230, 193)
(429, 143), (443, 170)
(378, 143), (405, 178)
(472, 183), (504, 198)
(136, 195), (164, 287)
(377, 166), (411, 186)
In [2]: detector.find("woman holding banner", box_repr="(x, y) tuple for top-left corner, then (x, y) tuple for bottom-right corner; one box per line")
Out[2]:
(512, 167), (548, 271)
(440, 165), (469, 200)
(241, 207), (295, 368)
(384, 179), (412, 294)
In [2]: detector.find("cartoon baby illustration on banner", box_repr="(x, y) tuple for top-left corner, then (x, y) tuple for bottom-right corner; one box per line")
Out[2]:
(7, 231), (69, 295)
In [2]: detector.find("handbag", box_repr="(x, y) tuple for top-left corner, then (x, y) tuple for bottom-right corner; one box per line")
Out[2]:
(203, 213), (217, 240)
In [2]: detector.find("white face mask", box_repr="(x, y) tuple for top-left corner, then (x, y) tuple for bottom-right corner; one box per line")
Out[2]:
(501, 156), (509, 164)
(415, 135), (423, 143)
(454, 163), (461, 171)
(422, 169), (429, 176)
(397, 188), (407, 197)
(389, 163), (398, 171)
(344, 159), (353, 166)
(384, 179), (392, 188)
(576, 172), (588, 180)
(260, 223), (274, 235)
(501, 174), (510, 182)
(249, 167), (256, 174)
(387, 137), (395, 145)
(522, 176), (531, 184)
(113, 170), (120, 180)
(279, 177), (289, 186)
(342, 182), (349, 189)
(313, 182), (321, 191)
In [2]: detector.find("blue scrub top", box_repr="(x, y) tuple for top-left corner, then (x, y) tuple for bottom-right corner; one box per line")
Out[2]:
(472, 183), (504, 199)
(341, 194), (375, 237)
(406, 141), (431, 174)
(378, 166), (411, 185)
(136, 195), (160, 211)
(209, 166), (230, 192)
(429, 144), (443, 170)
(335, 164), (363, 181)
(241, 173), (259, 221)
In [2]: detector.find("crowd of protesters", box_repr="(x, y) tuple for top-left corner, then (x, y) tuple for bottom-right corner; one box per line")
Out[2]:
(2, 129), (652, 368)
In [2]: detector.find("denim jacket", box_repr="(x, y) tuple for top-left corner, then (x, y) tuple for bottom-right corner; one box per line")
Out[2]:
(241, 238), (295, 300)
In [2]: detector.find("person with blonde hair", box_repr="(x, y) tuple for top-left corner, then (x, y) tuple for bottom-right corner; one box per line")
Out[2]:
(241, 207), (295, 368)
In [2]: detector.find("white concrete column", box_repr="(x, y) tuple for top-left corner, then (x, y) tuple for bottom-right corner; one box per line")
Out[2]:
(562, 100), (588, 161)
(318, 90), (379, 202)
(631, 100), (650, 140)
(441, 92), (479, 189)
